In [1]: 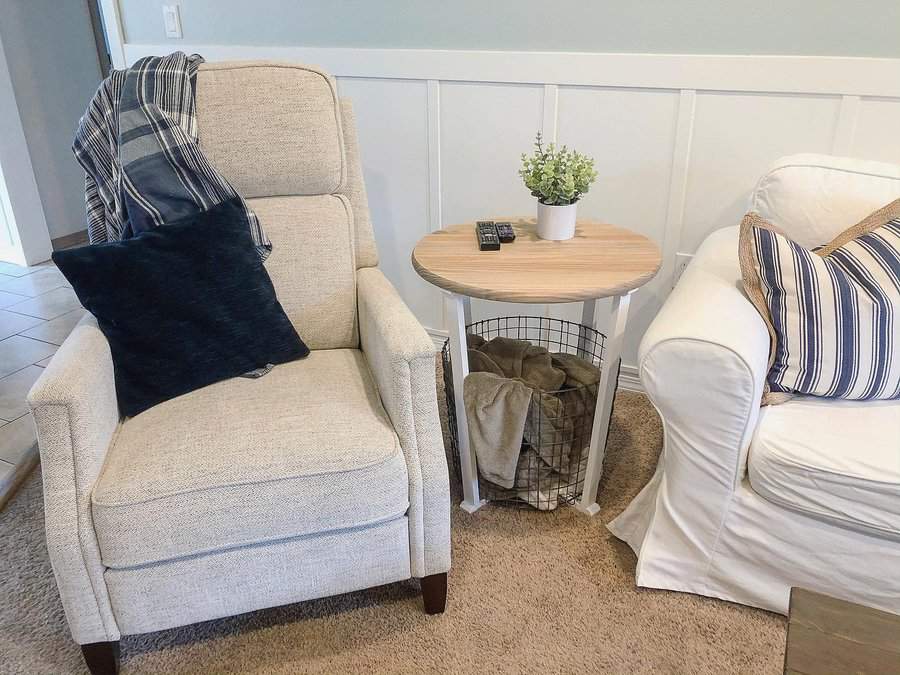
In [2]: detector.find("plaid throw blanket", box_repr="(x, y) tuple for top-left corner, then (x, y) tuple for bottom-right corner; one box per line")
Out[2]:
(73, 52), (270, 257)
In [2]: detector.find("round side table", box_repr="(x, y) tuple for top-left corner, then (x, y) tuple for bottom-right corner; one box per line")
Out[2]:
(412, 218), (661, 515)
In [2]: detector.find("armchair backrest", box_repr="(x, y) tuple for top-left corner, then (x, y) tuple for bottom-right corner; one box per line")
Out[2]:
(750, 153), (900, 249)
(195, 61), (378, 349)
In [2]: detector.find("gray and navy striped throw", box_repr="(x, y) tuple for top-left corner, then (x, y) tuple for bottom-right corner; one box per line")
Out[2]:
(740, 199), (900, 403)
(73, 52), (270, 258)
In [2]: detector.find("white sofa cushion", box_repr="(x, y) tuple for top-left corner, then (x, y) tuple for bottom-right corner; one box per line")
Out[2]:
(748, 396), (900, 538)
(751, 154), (900, 249)
(92, 349), (409, 568)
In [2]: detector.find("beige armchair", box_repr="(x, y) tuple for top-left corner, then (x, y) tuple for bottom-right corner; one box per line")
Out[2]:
(28, 62), (451, 675)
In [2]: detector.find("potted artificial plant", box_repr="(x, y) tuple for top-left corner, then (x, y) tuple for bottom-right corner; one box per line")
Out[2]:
(519, 132), (597, 240)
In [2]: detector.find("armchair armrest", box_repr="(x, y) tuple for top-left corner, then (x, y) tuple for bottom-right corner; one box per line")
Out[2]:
(357, 266), (450, 577)
(639, 226), (770, 489)
(27, 314), (121, 643)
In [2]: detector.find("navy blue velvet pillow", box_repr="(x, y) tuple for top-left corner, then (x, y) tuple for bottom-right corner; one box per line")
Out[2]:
(53, 199), (309, 417)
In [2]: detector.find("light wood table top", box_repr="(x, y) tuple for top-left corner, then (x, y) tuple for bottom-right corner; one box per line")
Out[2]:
(412, 219), (662, 303)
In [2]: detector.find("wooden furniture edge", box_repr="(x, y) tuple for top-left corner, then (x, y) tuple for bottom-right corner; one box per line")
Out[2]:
(411, 247), (660, 302)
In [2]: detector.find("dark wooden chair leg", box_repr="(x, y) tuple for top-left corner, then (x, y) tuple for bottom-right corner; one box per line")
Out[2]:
(421, 572), (448, 614)
(81, 641), (120, 675)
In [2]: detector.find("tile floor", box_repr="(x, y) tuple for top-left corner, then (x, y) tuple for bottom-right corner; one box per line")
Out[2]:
(0, 260), (83, 507)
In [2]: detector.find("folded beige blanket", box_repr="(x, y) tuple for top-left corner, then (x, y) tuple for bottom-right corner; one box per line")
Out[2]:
(462, 335), (601, 506)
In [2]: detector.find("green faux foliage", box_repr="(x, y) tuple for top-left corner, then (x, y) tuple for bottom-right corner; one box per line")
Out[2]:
(519, 132), (598, 206)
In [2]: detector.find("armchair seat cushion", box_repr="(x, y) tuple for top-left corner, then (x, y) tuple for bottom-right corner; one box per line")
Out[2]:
(91, 349), (409, 569)
(748, 396), (900, 538)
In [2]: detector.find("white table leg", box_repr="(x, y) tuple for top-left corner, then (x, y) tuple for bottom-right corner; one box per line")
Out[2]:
(445, 292), (486, 513)
(461, 295), (472, 325)
(578, 299), (597, 359)
(575, 292), (633, 516)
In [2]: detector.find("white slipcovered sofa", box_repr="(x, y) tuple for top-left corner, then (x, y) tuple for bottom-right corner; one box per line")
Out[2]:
(609, 154), (900, 615)
(28, 62), (451, 674)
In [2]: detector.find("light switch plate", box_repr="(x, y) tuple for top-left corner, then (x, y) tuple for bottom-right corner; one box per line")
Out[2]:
(163, 4), (182, 39)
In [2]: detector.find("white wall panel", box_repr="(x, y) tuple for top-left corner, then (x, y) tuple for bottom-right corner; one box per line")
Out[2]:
(556, 87), (679, 242)
(681, 92), (841, 253)
(440, 81), (546, 322)
(336, 77), (441, 331)
(853, 98), (900, 165)
(552, 86), (680, 364)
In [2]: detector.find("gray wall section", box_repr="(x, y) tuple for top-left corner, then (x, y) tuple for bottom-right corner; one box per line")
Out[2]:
(121, 0), (900, 57)
(0, 0), (101, 239)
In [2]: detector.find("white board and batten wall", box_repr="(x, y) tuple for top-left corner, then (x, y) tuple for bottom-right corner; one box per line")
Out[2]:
(119, 38), (900, 388)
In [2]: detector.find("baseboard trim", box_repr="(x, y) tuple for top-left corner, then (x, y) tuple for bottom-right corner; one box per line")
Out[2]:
(426, 327), (448, 351)
(617, 365), (643, 392)
(426, 326), (643, 392)
(51, 229), (88, 251)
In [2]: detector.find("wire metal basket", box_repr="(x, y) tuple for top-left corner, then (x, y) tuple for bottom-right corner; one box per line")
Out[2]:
(442, 315), (607, 510)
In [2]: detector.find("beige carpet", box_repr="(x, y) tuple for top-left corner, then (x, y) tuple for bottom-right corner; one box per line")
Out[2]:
(0, 384), (786, 674)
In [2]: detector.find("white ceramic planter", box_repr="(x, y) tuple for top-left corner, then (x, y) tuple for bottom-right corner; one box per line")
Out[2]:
(536, 201), (577, 240)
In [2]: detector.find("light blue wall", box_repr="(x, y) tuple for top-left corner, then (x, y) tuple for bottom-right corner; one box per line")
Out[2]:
(120, 0), (900, 57)
(0, 0), (102, 239)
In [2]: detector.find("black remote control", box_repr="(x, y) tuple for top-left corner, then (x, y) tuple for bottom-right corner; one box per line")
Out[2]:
(495, 222), (516, 243)
(476, 221), (500, 251)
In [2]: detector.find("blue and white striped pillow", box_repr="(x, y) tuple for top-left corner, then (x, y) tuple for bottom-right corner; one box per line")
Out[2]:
(740, 199), (900, 403)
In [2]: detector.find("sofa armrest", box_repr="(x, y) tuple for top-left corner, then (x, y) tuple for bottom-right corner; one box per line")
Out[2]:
(357, 266), (451, 577)
(26, 314), (121, 643)
(639, 226), (770, 489)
